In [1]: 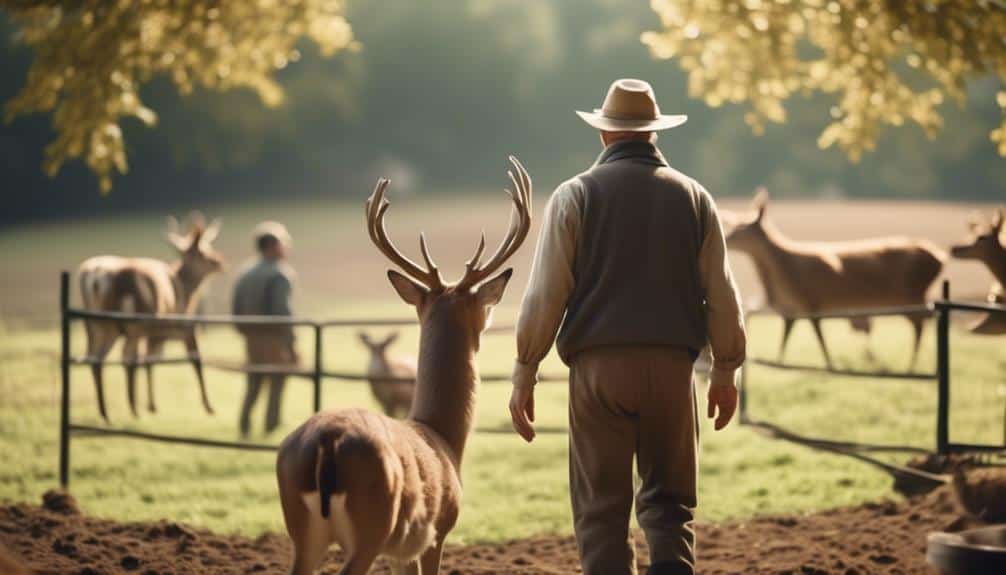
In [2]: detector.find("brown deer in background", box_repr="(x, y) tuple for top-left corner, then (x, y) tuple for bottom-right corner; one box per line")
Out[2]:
(951, 208), (1006, 334)
(724, 188), (944, 370)
(358, 331), (416, 418)
(77, 212), (222, 421)
(276, 156), (531, 575)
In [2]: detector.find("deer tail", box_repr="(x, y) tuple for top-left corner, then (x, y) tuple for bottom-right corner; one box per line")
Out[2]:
(316, 435), (341, 519)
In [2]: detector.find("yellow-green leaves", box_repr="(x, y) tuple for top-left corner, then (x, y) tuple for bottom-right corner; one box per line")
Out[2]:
(643, 0), (1006, 162)
(2, 0), (356, 193)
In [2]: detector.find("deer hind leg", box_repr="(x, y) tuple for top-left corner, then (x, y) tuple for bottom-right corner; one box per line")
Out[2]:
(288, 510), (333, 575)
(778, 318), (795, 362)
(184, 330), (214, 415)
(122, 336), (141, 417)
(278, 457), (333, 575)
(810, 319), (834, 370)
(144, 337), (165, 413)
(392, 561), (420, 575)
(908, 315), (925, 371)
(419, 538), (446, 575)
(86, 322), (117, 422)
(849, 316), (874, 362)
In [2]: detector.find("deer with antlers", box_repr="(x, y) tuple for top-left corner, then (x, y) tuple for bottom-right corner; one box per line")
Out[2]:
(358, 331), (417, 418)
(951, 208), (1006, 334)
(77, 212), (222, 421)
(276, 156), (531, 575)
(724, 189), (945, 370)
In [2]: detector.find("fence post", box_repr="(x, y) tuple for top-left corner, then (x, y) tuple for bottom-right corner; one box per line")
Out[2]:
(936, 280), (950, 455)
(738, 359), (749, 424)
(59, 271), (71, 488)
(313, 324), (323, 413)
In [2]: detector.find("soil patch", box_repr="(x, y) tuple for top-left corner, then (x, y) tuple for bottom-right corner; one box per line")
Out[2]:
(0, 487), (992, 574)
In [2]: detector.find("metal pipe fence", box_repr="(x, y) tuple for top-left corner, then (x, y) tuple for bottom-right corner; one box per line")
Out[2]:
(56, 270), (1006, 488)
(56, 271), (567, 487)
(739, 279), (1006, 480)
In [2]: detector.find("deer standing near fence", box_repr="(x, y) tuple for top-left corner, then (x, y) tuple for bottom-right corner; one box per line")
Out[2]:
(950, 208), (1006, 335)
(77, 213), (222, 421)
(358, 331), (416, 418)
(276, 156), (531, 575)
(724, 189), (944, 370)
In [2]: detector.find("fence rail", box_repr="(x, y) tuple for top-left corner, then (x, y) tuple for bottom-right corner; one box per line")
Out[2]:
(57, 271), (577, 487)
(56, 272), (1006, 488)
(740, 279), (1006, 480)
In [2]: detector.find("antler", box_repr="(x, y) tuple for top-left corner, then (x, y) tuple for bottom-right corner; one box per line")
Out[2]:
(365, 178), (445, 290)
(457, 155), (532, 290)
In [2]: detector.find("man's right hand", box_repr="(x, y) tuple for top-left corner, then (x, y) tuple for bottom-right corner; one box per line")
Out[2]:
(509, 384), (536, 443)
(707, 383), (738, 431)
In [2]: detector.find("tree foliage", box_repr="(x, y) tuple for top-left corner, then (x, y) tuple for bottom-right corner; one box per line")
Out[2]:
(1, 0), (355, 192)
(643, 0), (1006, 161)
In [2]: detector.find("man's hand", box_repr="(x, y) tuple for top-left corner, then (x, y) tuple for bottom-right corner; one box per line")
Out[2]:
(509, 384), (536, 442)
(707, 384), (738, 431)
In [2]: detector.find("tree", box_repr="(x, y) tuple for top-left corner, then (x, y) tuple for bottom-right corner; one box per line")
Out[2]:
(2, 0), (355, 192)
(642, 0), (1006, 161)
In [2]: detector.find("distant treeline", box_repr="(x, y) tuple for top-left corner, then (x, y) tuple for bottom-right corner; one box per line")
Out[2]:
(2, 0), (1004, 225)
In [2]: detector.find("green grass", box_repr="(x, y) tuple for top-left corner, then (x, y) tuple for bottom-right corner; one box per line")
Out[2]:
(1, 198), (1004, 545)
(1, 311), (1003, 544)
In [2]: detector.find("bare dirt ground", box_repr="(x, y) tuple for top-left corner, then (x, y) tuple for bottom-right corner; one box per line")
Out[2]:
(0, 486), (992, 575)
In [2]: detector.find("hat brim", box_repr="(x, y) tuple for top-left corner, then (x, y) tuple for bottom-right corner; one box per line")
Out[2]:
(575, 110), (687, 132)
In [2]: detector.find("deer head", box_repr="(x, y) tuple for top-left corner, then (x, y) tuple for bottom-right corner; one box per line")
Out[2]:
(951, 209), (1004, 262)
(358, 331), (400, 355)
(165, 211), (225, 279)
(724, 186), (770, 252)
(365, 156), (531, 347)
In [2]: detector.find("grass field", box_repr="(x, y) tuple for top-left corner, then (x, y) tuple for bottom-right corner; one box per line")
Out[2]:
(1, 195), (1004, 545)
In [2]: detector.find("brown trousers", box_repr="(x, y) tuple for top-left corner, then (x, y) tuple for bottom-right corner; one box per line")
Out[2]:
(239, 329), (296, 436)
(569, 345), (698, 575)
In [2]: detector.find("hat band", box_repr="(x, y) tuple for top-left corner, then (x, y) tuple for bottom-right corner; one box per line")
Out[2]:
(598, 107), (660, 122)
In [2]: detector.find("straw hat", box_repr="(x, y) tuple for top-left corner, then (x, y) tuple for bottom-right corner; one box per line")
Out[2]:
(252, 221), (292, 248)
(576, 79), (687, 132)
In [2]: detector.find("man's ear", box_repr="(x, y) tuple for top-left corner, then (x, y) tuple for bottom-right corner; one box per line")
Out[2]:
(476, 268), (513, 307)
(387, 270), (427, 306)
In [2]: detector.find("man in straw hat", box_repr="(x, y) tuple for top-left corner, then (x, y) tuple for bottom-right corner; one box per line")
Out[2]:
(509, 79), (746, 575)
(232, 221), (299, 437)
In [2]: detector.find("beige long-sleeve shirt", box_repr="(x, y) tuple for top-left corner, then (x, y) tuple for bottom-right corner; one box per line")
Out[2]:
(513, 176), (746, 388)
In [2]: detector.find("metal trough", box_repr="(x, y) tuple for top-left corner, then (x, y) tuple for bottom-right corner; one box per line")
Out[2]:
(927, 525), (1006, 574)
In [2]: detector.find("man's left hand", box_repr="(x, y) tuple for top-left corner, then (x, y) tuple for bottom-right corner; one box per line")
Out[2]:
(707, 383), (738, 431)
(509, 384), (536, 443)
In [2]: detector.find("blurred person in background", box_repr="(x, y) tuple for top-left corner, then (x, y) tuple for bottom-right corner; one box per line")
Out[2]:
(233, 221), (298, 437)
(508, 79), (746, 575)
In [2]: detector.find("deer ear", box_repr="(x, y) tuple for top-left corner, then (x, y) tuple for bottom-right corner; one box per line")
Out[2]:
(358, 331), (372, 346)
(387, 270), (427, 306)
(718, 209), (738, 228)
(200, 218), (222, 248)
(164, 216), (189, 252)
(994, 208), (1004, 233)
(753, 187), (769, 221)
(384, 331), (399, 347)
(476, 268), (513, 307)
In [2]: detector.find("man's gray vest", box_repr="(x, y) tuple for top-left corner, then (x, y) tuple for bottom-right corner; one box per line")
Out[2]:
(556, 140), (710, 364)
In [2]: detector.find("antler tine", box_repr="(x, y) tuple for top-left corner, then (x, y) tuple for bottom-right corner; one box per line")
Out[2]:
(165, 215), (180, 235)
(365, 178), (443, 289)
(418, 232), (444, 284)
(458, 156), (532, 289)
(511, 155), (532, 209)
(465, 231), (487, 273)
